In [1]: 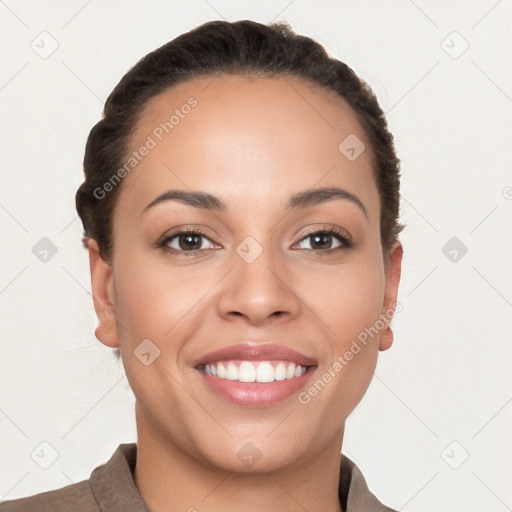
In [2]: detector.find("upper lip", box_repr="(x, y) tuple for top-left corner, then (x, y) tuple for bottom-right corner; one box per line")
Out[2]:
(192, 342), (318, 367)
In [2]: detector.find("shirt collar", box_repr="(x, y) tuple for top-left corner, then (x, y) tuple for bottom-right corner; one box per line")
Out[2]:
(90, 443), (395, 512)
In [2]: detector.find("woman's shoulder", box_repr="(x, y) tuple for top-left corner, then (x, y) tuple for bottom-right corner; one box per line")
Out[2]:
(0, 443), (143, 512)
(341, 453), (399, 512)
(0, 478), (97, 512)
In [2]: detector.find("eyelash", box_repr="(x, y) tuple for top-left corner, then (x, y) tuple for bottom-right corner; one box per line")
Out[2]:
(157, 226), (352, 257)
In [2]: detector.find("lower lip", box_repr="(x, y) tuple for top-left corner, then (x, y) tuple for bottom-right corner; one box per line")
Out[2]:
(196, 367), (316, 407)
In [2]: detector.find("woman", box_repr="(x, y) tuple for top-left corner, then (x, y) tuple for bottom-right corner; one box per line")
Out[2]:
(1, 19), (404, 512)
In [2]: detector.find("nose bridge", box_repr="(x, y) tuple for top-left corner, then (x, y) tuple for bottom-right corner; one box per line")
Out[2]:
(217, 234), (300, 323)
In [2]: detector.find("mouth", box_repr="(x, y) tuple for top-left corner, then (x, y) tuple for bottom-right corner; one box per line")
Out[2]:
(192, 342), (318, 407)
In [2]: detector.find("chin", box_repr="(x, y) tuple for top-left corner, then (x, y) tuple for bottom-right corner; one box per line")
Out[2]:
(209, 448), (298, 475)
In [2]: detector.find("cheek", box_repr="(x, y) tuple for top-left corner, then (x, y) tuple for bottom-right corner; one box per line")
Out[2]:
(111, 265), (201, 408)
(112, 258), (221, 354)
(308, 259), (383, 402)
(114, 267), (188, 340)
(307, 259), (385, 346)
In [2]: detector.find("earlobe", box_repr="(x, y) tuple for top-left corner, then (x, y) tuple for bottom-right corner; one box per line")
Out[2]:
(87, 239), (119, 348)
(379, 240), (403, 352)
(379, 328), (394, 351)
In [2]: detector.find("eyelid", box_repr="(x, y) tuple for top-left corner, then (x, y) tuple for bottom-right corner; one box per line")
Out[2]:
(295, 224), (352, 244)
(156, 225), (217, 245)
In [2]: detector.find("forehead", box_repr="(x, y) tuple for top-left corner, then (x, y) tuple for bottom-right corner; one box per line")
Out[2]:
(118, 74), (379, 220)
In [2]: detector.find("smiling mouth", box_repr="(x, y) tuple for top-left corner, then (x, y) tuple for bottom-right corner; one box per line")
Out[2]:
(197, 359), (313, 383)
(192, 342), (318, 406)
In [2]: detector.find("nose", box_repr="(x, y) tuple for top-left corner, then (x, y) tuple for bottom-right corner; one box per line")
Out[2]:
(217, 243), (301, 327)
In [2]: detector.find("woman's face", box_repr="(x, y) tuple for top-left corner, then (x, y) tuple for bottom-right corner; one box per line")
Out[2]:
(90, 74), (402, 472)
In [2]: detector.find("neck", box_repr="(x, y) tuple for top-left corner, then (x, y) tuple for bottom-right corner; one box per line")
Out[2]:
(132, 402), (345, 512)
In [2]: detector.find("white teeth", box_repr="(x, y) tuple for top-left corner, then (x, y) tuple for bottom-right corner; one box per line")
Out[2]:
(217, 362), (226, 378)
(274, 362), (287, 380)
(226, 362), (238, 380)
(256, 361), (275, 382)
(239, 361), (256, 382)
(202, 360), (308, 382)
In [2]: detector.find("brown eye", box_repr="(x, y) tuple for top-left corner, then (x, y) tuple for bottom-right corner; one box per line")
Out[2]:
(158, 228), (219, 256)
(303, 232), (339, 250)
(294, 227), (352, 254)
(175, 233), (204, 251)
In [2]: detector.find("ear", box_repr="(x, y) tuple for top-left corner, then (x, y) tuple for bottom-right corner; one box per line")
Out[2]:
(87, 238), (119, 348)
(379, 240), (403, 351)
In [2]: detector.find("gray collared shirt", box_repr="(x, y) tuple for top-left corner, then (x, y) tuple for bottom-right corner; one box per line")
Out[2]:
(0, 443), (397, 511)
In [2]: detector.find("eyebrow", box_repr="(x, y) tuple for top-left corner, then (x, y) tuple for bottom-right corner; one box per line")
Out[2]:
(142, 186), (368, 219)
